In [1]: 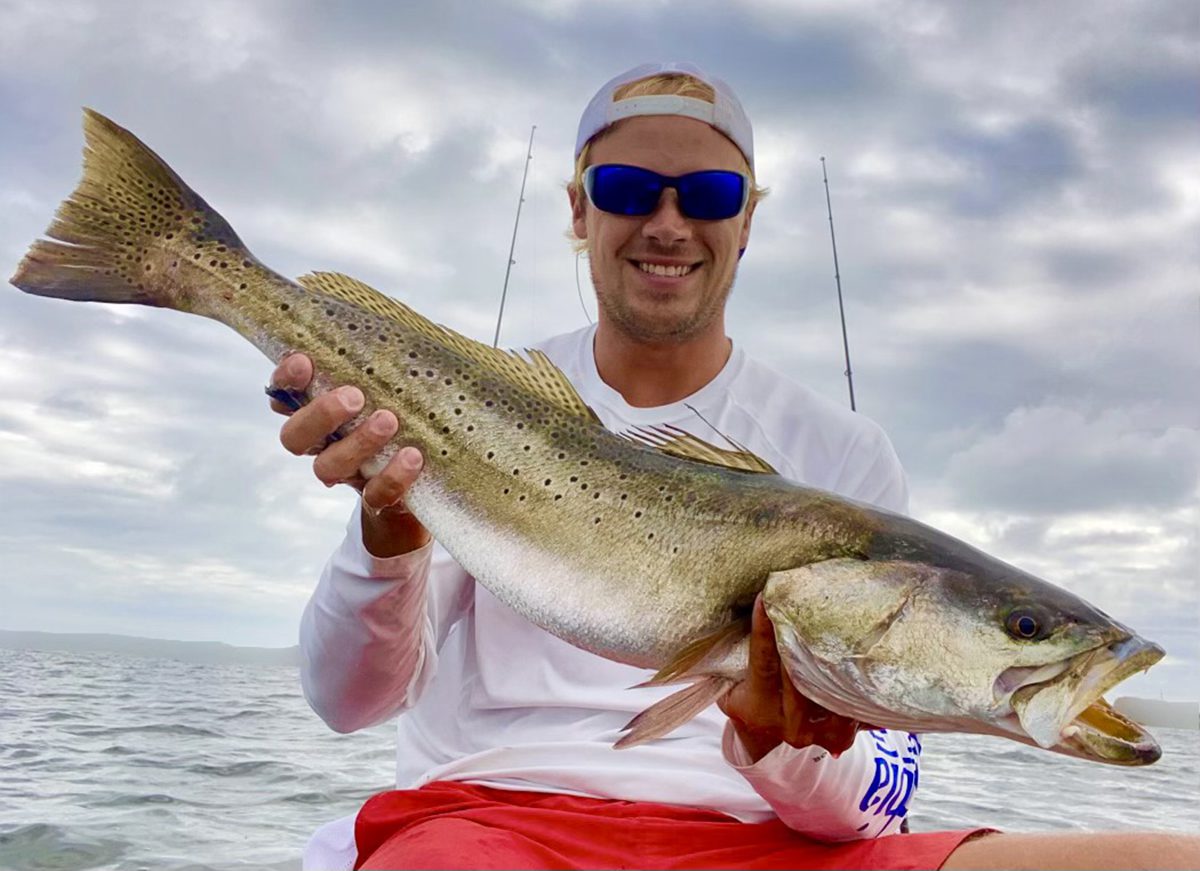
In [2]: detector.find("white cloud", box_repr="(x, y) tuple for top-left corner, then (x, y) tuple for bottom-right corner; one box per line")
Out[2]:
(136, 1), (277, 80)
(238, 202), (450, 284)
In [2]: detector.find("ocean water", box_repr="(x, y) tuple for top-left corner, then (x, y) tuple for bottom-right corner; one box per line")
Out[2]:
(1, 647), (1196, 871)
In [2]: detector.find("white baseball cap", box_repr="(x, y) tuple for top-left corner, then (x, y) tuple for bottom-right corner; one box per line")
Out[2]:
(575, 62), (755, 172)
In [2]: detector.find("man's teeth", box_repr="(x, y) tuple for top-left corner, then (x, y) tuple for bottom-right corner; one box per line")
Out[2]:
(637, 262), (694, 277)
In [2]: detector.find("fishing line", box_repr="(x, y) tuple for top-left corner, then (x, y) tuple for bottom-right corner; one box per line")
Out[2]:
(571, 250), (590, 326)
(684, 403), (752, 453)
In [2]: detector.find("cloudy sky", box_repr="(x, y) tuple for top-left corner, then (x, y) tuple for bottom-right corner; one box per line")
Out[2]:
(1, 0), (1195, 702)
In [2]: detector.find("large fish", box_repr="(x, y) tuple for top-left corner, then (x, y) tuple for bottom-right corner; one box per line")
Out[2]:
(11, 110), (1163, 766)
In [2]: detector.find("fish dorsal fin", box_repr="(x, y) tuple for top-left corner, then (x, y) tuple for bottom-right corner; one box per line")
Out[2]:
(622, 424), (779, 475)
(297, 271), (600, 424)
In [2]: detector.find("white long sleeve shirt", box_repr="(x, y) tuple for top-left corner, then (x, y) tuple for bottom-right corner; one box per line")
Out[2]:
(300, 325), (921, 866)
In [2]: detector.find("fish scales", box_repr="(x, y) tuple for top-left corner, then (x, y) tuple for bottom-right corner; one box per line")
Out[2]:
(10, 110), (1167, 764)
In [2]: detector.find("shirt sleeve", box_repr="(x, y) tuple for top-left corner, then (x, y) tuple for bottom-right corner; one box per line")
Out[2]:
(298, 501), (473, 733)
(722, 724), (920, 841)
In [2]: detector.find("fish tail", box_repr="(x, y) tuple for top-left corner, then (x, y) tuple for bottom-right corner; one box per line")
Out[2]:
(10, 108), (248, 310)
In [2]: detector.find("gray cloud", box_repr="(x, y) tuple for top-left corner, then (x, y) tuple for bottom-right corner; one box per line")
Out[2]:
(1036, 243), (1141, 289)
(944, 404), (1199, 514)
(934, 119), (1083, 217)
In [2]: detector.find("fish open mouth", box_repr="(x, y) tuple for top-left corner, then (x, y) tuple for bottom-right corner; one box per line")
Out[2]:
(1005, 636), (1164, 765)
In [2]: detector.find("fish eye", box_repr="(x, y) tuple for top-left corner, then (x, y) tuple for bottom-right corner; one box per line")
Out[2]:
(1005, 609), (1045, 641)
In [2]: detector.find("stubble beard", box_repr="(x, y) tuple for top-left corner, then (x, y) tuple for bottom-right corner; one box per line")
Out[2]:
(591, 260), (737, 345)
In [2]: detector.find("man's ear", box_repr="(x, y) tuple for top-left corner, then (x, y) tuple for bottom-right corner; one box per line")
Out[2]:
(569, 183), (588, 241)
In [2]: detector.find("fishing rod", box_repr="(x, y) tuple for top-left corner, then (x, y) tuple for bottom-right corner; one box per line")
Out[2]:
(493, 124), (537, 348)
(821, 156), (857, 412)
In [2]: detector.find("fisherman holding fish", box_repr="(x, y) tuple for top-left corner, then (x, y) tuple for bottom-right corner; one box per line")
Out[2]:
(11, 54), (1198, 870)
(268, 64), (1200, 870)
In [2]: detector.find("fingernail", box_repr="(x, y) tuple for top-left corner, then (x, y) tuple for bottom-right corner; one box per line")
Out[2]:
(399, 446), (423, 470)
(339, 387), (364, 412)
(285, 355), (306, 379)
(368, 411), (394, 435)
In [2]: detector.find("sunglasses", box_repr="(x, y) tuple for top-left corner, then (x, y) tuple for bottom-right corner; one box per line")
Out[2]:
(582, 164), (750, 221)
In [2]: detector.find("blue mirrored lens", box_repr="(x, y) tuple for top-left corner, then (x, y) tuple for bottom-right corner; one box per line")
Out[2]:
(675, 171), (748, 220)
(585, 165), (747, 221)
(587, 165), (663, 216)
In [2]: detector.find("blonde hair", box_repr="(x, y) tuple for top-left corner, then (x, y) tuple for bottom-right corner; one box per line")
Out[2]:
(568, 73), (767, 251)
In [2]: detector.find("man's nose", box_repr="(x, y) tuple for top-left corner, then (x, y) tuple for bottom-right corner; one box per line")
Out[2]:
(641, 189), (691, 245)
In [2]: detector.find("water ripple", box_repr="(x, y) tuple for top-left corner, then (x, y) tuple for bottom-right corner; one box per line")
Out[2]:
(186, 760), (289, 778)
(61, 723), (224, 739)
(0, 823), (128, 871)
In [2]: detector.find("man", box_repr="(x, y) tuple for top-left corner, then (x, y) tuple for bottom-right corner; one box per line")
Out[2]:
(276, 63), (1199, 870)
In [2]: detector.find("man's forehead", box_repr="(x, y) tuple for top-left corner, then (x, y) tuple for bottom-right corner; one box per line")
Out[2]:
(587, 116), (749, 173)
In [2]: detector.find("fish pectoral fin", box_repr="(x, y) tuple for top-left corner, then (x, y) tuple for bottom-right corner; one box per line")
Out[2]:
(620, 424), (778, 475)
(615, 676), (738, 749)
(295, 271), (601, 425)
(634, 617), (751, 688)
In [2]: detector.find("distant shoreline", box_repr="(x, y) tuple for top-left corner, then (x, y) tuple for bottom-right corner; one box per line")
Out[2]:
(1113, 697), (1199, 731)
(0, 629), (300, 667)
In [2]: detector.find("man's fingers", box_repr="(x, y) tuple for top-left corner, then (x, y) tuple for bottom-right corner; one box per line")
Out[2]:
(774, 635), (859, 751)
(746, 595), (782, 692)
(274, 353), (313, 389)
(279, 387), (365, 456)
(362, 447), (424, 513)
(809, 713), (860, 755)
(310, 408), (398, 486)
(736, 594), (870, 756)
(781, 681), (862, 753)
(779, 674), (805, 744)
(821, 721), (861, 755)
(268, 354), (314, 415)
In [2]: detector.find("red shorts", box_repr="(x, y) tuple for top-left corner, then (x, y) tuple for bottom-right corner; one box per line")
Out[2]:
(355, 781), (988, 870)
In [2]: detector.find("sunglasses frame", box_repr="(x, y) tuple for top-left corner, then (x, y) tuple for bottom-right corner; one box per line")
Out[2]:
(582, 164), (751, 221)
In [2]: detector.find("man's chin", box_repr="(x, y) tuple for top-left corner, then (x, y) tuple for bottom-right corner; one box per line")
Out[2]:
(595, 279), (730, 345)
(624, 320), (710, 345)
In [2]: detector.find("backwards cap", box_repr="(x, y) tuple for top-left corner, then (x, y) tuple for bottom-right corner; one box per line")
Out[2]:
(575, 62), (754, 171)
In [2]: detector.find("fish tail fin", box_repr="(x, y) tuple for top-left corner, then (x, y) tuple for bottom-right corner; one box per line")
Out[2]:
(10, 108), (247, 310)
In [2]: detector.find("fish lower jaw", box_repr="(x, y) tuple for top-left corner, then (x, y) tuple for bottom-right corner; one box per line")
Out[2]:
(1063, 698), (1161, 765)
(994, 700), (1162, 766)
(1004, 639), (1166, 764)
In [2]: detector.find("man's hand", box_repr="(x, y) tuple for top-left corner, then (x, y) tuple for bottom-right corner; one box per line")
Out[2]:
(269, 353), (430, 558)
(718, 595), (868, 763)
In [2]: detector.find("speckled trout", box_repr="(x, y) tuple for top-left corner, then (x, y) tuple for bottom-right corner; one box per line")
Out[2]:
(11, 110), (1165, 765)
